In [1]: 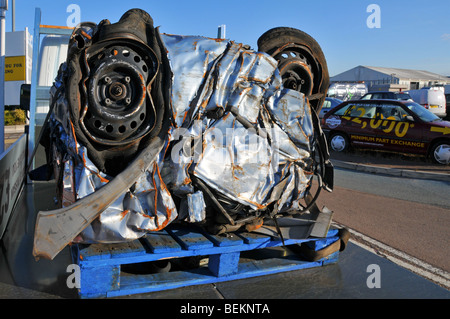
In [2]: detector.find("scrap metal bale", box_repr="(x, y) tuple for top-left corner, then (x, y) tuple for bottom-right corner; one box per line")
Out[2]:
(33, 9), (333, 260)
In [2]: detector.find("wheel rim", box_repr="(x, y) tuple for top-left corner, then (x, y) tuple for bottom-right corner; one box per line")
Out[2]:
(331, 135), (346, 152)
(275, 49), (313, 96)
(82, 44), (156, 144)
(433, 144), (450, 165)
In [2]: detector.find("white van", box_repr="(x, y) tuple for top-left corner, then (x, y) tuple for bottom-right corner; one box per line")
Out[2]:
(445, 85), (450, 117)
(405, 88), (447, 118)
(34, 35), (70, 125)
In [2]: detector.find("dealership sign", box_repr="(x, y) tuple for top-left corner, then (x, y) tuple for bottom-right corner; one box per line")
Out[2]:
(4, 55), (26, 82)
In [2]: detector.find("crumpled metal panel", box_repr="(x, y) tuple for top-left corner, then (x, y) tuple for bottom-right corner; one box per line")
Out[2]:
(192, 116), (275, 210)
(49, 33), (316, 243)
(50, 126), (178, 243)
(178, 191), (207, 223)
(164, 34), (314, 214)
(161, 34), (229, 128)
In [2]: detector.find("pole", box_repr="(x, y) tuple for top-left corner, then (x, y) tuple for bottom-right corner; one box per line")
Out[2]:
(0, 0), (8, 154)
(11, 0), (14, 32)
(27, 8), (41, 177)
(217, 24), (226, 39)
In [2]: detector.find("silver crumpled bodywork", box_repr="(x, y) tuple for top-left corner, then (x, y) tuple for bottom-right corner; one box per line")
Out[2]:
(50, 34), (317, 243)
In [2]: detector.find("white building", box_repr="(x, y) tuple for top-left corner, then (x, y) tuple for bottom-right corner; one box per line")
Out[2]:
(331, 65), (450, 92)
(4, 28), (33, 106)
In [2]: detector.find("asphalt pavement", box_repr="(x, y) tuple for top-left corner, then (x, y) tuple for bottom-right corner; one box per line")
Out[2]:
(329, 149), (450, 182)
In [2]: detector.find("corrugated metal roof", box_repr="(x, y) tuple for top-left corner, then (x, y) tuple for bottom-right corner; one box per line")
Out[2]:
(362, 66), (447, 81)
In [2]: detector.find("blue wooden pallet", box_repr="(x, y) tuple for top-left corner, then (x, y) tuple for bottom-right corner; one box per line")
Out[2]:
(71, 225), (341, 298)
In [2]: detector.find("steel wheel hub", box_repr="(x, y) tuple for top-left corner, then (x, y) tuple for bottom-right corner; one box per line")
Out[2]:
(276, 49), (313, 96)
(82, 45), (155, 144)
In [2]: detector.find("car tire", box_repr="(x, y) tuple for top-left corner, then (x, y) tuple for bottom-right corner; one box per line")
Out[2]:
(257, 27), (329, 112)
(430, 141), (450, 165)
(63, 9), (171, 176)
(329, 132), (349, 152)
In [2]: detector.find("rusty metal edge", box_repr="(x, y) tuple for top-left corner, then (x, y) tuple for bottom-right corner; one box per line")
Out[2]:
(32, 135), (165, 260)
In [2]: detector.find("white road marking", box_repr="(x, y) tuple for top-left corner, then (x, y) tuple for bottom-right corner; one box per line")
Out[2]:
(333, 222), (450, 290)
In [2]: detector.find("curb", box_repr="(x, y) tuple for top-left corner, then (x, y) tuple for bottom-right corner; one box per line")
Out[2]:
(4, 125), (26, 133)
(332, 160), (450, 182)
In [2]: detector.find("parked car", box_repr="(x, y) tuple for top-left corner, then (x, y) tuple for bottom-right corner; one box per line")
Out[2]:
(405, 88), (447, 118)
(360, 91), (413, 101)
(319, 97), (343, 118)
(321, 99), (450, 164)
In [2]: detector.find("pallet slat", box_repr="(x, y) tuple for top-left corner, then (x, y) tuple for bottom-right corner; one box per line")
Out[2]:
(109, 241), (148, 258)
(140, 230), (182, 253)
(166, 226), (214, 250)
(196, 228), (245, 247)
(235, 231), (272, 245)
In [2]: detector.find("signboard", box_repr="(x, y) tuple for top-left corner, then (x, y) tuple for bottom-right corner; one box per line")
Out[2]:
(5, 55), (26, 81)
(0, 134), (27, 239)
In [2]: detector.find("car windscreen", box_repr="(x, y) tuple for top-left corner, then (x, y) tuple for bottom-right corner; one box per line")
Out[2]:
(396, 93), (412, 100)
(405, 102), (440, 122)
(332, 103), (377, 118)
(332, 103), (352, 115)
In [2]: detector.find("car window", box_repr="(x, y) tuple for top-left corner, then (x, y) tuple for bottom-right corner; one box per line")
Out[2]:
(371, 93), (386, 99)
(396, 93), (411, 100)
(405, 102), (440, 122)
(343, 104), (377, 118)
(322, 100), (331, 109)
(361, 94), (372, 100)
(377, 104), (409, 121)
(333, 104), (352, 115)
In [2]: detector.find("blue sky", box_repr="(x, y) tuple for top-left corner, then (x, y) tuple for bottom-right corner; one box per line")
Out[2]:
(5, 0), (450, 76)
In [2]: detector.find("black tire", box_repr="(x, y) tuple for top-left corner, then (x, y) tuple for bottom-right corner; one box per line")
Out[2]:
(63, 9), (171, 176)
(257, 27), (329, 112)
(430, 141), (450, 165)
(329, 132), (349, 152)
